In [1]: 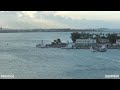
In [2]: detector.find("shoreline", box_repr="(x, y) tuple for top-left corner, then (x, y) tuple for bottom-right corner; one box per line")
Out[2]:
(36, 45), (120, 49)
(0, 31), (102, 33)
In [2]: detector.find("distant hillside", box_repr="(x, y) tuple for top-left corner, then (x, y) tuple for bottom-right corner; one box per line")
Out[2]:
(98, 28), (109, 30)
(0, 28), (106, 33)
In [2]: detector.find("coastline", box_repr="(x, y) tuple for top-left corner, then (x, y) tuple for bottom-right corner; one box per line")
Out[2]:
(0, 28), (104, 33)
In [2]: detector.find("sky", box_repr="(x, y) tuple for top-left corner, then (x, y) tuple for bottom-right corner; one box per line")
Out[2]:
(1, 11), (120, 29)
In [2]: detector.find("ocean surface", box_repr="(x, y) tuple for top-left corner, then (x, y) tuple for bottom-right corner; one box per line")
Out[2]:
(0, 32), (120, 79)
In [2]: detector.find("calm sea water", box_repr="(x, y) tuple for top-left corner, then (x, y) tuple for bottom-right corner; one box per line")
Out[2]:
(0, 32), (120, 79)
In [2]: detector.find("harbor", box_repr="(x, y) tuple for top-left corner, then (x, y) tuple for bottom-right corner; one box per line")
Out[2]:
(0, 32), (120, 79)
(36, 32), (120, 52)
(1, 11), (120, 79)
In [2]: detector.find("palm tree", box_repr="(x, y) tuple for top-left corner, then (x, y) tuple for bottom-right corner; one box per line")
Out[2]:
(57, 38), (61, 44)
(54, 40), (57, 44)
(100, 33), (102, 36)
(71, 32), (80, 43)
(96, 34), (100, 44)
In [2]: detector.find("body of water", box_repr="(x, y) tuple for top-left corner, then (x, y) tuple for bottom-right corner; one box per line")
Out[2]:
(0, 32), (120, 79)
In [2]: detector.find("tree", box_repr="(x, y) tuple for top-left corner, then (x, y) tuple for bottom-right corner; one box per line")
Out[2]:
(70, 32), (80, 43)
(95, 34), (100, 43)
(57, 38), (61, 44)
(107, 33), (117, 44)
(101, 35), (106, 39)
(54, 40), (57, 44)
(51, 42), (55, 45)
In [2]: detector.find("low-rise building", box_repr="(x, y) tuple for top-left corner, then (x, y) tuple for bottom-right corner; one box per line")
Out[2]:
(75, 39), (96, 46)
(116, 39), (120, 45)
(98, 39), (109, 44)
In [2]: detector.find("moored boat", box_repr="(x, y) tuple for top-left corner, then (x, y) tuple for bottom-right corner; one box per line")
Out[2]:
(61, 41), (74, 49)
(36, 40), (47, 48)
(90, 46), (98, 52)
(98, 45), (107, 52)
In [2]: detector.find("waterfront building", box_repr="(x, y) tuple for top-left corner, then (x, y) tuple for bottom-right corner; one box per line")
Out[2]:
(116, 39), (120, 45)
(98, 39), (109, 44)
(75, 39), (96, 47)
(75, 39), (96, 44)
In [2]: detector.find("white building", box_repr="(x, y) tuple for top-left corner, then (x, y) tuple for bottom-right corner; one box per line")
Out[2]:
(75, 39), (96, 45)
(98, 39), (109, 44)
(116, 39), (120, 45)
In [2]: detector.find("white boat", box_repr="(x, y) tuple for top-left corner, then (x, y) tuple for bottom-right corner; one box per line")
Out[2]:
(36, 40), (46, 48)
(98, 45), (107, 52)
(40, 44), (46, 48)
(36, 44), (46, 48)
(61, 41), (73, 49)
(90, 46), (98, 52)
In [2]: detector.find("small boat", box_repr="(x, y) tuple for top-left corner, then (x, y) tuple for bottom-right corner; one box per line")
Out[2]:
(40, 44), (46, 48)
(61, 41), (73, 49)
(98, 45), (107, 52)
(90, 46), (98, 52)
(36, 40), (46, 48)
(61, 44), (73, 49)
(36, 44), (46, 48)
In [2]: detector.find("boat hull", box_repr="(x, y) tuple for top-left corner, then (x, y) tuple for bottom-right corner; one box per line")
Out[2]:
(61, 47), (73, 49)
(98, 49), (107, 52)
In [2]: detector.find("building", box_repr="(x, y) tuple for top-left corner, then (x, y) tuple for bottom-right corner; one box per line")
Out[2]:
(75, 39), (96, 46)
(98, 39), (109, 44)
(116, 39), (120, 45)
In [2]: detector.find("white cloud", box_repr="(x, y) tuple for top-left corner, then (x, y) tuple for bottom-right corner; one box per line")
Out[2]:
(42, 11), (56, 16)
(54, 11), (120, 21)
(17, 11), (38, 18)
(15, 11), (70, 29)
(1, 11), (120, 29)
(0, 11), (5, 12)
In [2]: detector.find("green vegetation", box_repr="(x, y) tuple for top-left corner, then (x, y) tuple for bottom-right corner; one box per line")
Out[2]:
(70, 32), (80, 43)
(51, 38), (62, 45)
(70, 32), (120, 44)
(50, 38), (67, 48)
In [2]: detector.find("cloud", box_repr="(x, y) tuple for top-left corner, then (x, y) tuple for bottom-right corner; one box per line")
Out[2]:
(15, 11), (71, 29)
(41, 11), (56, 16)
(17, 11), (38, 18)
(53, 11), (120, 21)
(1, 11), (120, 29)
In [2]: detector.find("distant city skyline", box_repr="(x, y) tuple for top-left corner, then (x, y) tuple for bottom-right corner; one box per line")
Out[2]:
(1, 11), (120, 29)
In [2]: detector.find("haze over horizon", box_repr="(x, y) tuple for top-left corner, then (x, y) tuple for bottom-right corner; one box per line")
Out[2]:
(1, 11), (120, 30)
